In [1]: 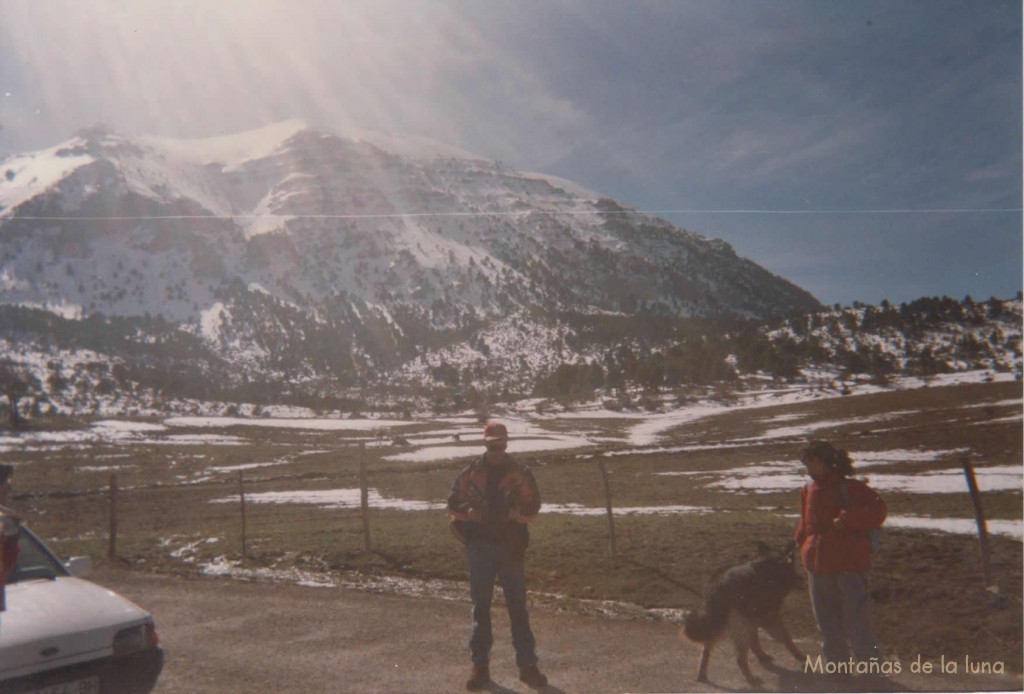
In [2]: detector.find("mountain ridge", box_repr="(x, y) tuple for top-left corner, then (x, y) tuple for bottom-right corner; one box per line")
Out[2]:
(1, 121), (823, 396)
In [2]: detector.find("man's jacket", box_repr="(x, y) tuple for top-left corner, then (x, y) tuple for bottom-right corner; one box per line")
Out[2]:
(448, 453), (541, 553)
(794, 473), (886, 574)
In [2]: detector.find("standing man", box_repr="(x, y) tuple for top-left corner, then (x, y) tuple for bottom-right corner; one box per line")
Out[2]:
(448, 422), (548, 691)
(0, 465), (20, 619)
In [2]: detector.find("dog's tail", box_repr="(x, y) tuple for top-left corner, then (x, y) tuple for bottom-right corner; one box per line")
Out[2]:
(681, 593), (731, 644)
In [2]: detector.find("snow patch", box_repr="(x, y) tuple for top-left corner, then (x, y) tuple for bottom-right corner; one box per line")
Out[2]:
(210, 488), (445, 512)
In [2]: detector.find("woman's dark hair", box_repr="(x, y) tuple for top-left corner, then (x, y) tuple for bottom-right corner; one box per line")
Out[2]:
(802, 440), (854, 477)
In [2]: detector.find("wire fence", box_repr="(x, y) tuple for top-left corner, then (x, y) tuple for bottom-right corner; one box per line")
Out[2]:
(22, 450), (1001, 595)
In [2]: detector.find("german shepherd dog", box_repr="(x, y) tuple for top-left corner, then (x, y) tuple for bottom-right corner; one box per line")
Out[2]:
(682, 541), (805, 685)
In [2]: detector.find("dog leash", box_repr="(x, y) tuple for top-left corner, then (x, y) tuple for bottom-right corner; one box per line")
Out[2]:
(623, 558), (705, 601)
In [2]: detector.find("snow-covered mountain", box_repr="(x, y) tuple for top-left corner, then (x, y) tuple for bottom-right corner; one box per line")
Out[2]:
(0, 120), (819, 391)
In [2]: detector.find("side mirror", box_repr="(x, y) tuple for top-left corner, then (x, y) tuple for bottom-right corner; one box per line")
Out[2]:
(65, 556), (93, 577)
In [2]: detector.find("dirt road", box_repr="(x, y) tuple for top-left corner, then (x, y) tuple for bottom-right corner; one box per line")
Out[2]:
(92, 567), (1020, 694)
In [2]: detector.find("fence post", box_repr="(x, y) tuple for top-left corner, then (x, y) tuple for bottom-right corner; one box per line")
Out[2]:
(961, 456), (994, 588)
(239, 471), (247, 560)
(108, 473), (117, 560)
(598, 459), (616, 558)
(360, 442), (371, 551)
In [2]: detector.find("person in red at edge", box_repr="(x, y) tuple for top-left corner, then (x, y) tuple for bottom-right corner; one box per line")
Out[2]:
(795, 440), (886, 665)
(448, 422), (547, 691)
(0, 464), (20, 622)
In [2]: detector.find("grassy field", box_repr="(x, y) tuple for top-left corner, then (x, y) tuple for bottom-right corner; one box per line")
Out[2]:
(3, 378), (1021, 671)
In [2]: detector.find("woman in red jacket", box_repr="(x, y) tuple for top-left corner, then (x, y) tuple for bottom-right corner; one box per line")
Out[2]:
(794, 440), (886, 664)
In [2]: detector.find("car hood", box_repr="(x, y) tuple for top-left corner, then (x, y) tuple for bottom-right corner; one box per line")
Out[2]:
(0, 576), (152, 677)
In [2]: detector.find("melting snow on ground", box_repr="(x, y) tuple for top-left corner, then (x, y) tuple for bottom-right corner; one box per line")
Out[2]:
(884, 515), (1022, 539)
(165, 416), (414, 431)
(384, 433), (594, 463)
(0, 419), (245, 452)
(7, 368), (1018, 547)
(543, 503), (713, 516)
(689, 458), (1022, 495)
(210, 488), (446, 512)
(207, 459), (291, 473)
(616, 370), (1019, 447)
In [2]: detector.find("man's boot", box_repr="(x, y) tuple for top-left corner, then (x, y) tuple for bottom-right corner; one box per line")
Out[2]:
(519, 664), (548, 689)
(466, 664), (490, 691)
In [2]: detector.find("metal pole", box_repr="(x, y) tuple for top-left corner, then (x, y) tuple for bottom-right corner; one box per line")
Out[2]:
(598, 459), (616, 558)
(239, 471), (247, 560)
(962, 456), (993, 587)
(108, 473), (117, 560)
(360, 442), (371, 551)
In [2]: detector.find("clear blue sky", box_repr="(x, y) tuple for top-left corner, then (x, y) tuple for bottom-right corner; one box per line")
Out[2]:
(1, 0), (1020, 306)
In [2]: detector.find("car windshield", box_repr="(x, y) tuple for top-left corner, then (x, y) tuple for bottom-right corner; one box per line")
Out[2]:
(7, 526), (68, 583)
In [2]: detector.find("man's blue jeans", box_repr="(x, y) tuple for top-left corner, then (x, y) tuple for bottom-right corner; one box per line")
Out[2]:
(466, 536), (538, 667)
(808, 571), (881, 662)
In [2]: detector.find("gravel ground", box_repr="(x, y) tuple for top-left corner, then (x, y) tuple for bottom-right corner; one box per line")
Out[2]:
(91, 567), (1022, 694)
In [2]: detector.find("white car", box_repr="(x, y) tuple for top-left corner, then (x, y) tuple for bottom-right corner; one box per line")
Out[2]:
(0, 525), (163, 693)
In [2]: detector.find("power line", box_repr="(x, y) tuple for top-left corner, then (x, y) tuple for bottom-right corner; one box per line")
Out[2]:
(649, 208), (1022, 215)
(4, 207), (1021, 222)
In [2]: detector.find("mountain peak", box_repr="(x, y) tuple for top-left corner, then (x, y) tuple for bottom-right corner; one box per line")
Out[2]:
(135, 119), (486, 172)
(140, 119), (313, 169)
(74, 123), (118, 142)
